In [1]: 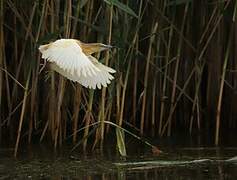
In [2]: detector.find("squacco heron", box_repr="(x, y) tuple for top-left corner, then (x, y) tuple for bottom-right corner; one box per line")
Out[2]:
(39, 39), (116, 89)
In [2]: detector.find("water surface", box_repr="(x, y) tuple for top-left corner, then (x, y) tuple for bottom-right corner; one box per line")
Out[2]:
(0, 138), (237, 179)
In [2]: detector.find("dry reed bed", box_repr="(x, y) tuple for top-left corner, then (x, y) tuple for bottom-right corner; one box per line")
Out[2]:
(0, 0), (237, 156)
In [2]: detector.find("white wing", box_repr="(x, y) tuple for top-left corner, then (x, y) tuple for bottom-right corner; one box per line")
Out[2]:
(49, 63), (81, 82)
(49, 56), (116, 89)
(39, 39), (100, 77)
(77, 56), (116, 89)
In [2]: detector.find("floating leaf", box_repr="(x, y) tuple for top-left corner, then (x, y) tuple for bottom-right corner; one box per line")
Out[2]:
(116, 128), (127, 156)
(104, 0), (138, 18)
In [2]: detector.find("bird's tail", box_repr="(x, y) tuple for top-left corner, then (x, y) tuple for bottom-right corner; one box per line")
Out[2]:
(38, 44), (51, 53)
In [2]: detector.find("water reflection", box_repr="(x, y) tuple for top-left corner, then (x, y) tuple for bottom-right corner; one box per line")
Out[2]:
(0, 141), (237, 179)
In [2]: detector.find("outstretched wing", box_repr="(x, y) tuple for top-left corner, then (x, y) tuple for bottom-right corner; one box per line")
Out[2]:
(77, 56), (115, 89)
(49, 56), (116, 89)
(39, 39), (100, 77)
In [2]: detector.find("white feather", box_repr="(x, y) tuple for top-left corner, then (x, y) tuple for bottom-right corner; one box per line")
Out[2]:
(39, 39), (100, 77)
(39, 39), (116, 89)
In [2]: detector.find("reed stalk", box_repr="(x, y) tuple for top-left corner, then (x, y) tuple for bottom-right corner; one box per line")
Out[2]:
(151, 27), (161, 136)
(166, 3), (189, 136)
(116, 75), (121, 125)
(132, 41), (138, 125)
(9, 1), (37, 102)
(29, 0), (48, 144)
(0, 0), (3, 140)
(47, 0), (56, 142)
(119, 48), (133, 127)
(72, 85), (82, 144)
(159, 21), (174, 135)
(99, 5), (113, 143)
(215, 24), (233, 145)
(83, 90), (94, 150)
(71, 0), (82, 144)
(198, 1), (231, 61)
(14, 72), (30, 157)
(54, 77), (66, 148)
(140, 22), (158, 135)
(161, 67), (196, 136)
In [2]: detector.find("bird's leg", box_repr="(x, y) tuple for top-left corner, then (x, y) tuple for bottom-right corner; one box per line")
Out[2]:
(39, 59), (47, 74)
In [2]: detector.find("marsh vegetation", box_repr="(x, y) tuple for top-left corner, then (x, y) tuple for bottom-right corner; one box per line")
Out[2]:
(0, 0), (237, 156)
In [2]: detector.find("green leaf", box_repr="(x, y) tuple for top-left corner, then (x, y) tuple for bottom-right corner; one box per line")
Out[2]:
(116, 128), (127, 156)
(79, 0), (90, 8)
(104, 0), (138, 18)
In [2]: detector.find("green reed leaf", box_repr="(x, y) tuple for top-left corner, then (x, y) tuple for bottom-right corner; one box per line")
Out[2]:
(116, 127), (127, 157)
(104, 0), (138, 18)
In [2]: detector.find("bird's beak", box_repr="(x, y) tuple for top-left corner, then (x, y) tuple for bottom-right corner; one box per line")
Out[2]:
(101, 44), (115, 50)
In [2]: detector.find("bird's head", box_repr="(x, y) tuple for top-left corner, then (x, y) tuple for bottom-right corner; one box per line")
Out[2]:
(79, 41), (114, 55)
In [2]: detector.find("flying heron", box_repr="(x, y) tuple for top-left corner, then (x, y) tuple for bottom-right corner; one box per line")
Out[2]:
(39, 39), (116, 89)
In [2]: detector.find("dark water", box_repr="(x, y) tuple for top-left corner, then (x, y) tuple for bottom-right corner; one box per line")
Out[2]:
(0, 138), (237, 180)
